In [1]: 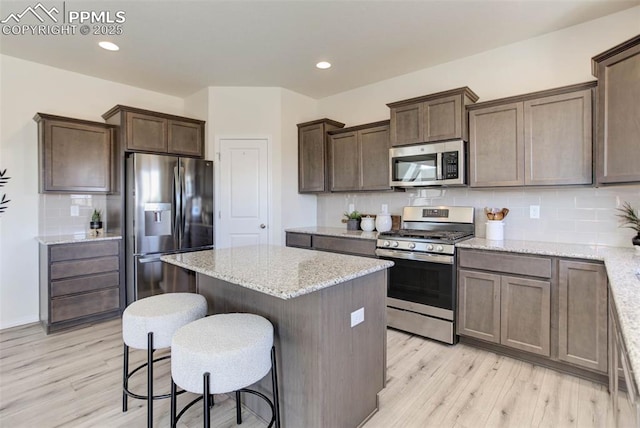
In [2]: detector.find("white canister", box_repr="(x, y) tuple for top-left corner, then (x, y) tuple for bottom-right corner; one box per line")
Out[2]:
(486, 220), (504, 241)
(375, 214), (392, 232)
(360, 217), (375, 232)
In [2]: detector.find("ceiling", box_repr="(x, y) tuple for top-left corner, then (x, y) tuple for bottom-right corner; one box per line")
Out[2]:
(1, 0), (638, 99)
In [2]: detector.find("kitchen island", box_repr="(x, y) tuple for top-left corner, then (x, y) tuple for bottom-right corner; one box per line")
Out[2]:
(162, 245), (393, 428)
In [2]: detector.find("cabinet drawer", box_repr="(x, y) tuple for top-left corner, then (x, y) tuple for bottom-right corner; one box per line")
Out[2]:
(313, 235), (376, 257)
(51, 272), (120, 297)
(50, 240), (119, 262)
(51, 288), (120, 323)
(50, 256), (119, 280)
(459, 250), (551, 278)
(286, 232), (312, 248)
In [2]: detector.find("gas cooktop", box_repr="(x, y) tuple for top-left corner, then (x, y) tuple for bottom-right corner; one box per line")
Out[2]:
(378, 229), (474, 243)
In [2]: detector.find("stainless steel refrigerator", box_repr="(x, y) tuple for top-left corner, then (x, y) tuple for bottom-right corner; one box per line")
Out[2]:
(125, 153), (214, 304)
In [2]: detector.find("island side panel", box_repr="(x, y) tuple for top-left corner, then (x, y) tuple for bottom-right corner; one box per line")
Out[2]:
(197, 273), (323, 427)
(196, 269), (387, 428)
(351, 269), (387, 426)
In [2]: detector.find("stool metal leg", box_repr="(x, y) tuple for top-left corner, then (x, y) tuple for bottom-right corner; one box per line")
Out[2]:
(236, 391), (242, 424)
(203, 372), (211, 428)
(271, 347), (281, 428)
(123, 343), (129, 412)
(147, 332), (154, 428)
(170, 378), (177, 428)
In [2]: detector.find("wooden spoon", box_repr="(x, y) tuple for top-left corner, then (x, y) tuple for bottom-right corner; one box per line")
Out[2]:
(501, 208), (510, 218)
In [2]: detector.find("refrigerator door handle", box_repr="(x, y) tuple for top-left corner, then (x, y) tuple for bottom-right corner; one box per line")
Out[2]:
(138, 254), (163, 263)
(173, 164), (181, 249)
(181, 161), (187, 247)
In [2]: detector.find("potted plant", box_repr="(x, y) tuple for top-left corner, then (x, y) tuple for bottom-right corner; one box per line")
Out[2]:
(616, 201), (640, 250)
(90, 209), (103, 232)
(344, 210), (362, 231)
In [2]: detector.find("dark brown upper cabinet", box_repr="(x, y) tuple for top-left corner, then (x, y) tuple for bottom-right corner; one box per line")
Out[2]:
(328, 121), (391, 192)
(102, 105), (205, 158)
(467, 82), (595, 187)
(592, 35), (640, 186)
(297, 118), (345, 193)
(34, 113), (115, 194)
(387, 87), (479, 147)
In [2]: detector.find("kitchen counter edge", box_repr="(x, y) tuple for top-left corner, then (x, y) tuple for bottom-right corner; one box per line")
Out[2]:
(36, 234), (123, 245)
(161, 245), (393, 300)
(285, 226), (378, 240)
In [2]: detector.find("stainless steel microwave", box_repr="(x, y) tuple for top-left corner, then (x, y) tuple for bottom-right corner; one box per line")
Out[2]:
(389, 140), (466, 187)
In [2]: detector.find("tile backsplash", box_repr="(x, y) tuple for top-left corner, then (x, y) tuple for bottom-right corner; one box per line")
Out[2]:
(317, 184), (640, 247)
(39, 194), (107, 236)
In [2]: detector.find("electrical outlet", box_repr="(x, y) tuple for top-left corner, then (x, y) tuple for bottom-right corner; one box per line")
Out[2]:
(529, 205), (540, 219)
(351, 308), (364, 327)
(70, 205), (79, 216)
(381, 204), (388, 213)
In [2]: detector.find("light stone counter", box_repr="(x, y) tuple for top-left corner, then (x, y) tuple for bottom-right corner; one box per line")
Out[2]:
(36, 233), (122, 245)
(163, 244), (392, 427)
(161, 244), (393, 300)
(457, 237), (640, 389)
(285, 226), (378, 240)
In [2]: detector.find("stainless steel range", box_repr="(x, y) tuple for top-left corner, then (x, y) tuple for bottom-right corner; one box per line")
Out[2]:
(375, 206), (475, 344)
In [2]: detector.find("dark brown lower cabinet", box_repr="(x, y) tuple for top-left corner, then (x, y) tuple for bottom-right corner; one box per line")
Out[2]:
(285, 232), (376, 257)
(457, 269), (550, 356)
(40, 239), (122, 333)
(608, 291), (640, 426)
(558, 260), (608, 372)
(500, 275), (551, 356)
(457, 249), (609, 380)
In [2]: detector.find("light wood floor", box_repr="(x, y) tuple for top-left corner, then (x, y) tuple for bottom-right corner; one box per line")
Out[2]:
(0, 319), (634, 427)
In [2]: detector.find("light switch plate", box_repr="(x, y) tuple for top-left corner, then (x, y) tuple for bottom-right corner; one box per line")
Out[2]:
(351, 308), (364, 327)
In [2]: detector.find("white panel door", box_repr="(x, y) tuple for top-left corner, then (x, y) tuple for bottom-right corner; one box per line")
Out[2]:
(218, 139), (269, 248)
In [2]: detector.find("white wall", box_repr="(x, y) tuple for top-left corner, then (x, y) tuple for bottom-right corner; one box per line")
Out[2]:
(0, 54), (185, 329)
(315, 7), (640, 247)
(279, 88), (319, 243)
(317, 6), (640, 125)
(199, 86), (317, 247)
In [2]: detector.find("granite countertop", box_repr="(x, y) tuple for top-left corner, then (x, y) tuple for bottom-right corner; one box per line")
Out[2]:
(162, 245), (393, 300)
(36, 233), (122, 245)
(458, 237), (640, 389)
(285, 226), (379, 240)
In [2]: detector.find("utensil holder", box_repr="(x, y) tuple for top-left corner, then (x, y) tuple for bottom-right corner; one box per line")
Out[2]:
(486, 220), (504, 241)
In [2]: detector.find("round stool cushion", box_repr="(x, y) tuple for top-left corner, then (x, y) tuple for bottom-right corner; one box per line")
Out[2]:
(171, 313), (274, 395)
(122, 293), (207, 350)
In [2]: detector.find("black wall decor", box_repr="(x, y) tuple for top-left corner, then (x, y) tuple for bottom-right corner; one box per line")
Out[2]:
(0, 169), (11, 215)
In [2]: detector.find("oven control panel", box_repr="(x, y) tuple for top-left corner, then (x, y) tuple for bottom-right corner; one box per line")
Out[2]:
(376, 239), (455, 255)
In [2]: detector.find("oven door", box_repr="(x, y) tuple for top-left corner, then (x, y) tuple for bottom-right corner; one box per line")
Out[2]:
(377, 249), (456, 320)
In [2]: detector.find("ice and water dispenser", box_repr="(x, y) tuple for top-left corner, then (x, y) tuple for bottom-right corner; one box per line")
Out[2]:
(144, 202), (172, 237)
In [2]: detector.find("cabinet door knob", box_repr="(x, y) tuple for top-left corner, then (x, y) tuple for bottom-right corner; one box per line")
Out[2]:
(260, 224), (266, 229)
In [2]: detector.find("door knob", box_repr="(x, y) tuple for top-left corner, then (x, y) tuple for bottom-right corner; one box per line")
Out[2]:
(260, 224), (266, 229)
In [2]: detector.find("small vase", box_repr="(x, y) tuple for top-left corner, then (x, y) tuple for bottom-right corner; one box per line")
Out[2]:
(360, 217), (375, 232)
(375, 214), (392, 232)
(346, 219), (360, 231)
(633, 233), (640, 254)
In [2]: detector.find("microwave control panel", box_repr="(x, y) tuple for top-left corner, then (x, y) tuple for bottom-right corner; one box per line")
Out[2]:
(443, 151), (459, 179)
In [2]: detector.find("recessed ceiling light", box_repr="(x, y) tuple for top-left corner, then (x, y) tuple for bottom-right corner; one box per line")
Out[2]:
(316, 61), (331, 69)
(99, 41), (120, 51)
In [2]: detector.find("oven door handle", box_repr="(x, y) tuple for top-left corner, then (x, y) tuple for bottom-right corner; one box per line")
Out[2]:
(375, 249), (454, 264)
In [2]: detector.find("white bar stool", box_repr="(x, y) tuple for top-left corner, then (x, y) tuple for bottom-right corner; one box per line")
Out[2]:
(170, 313), (281, 428)
(122, 292), (207, 427)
